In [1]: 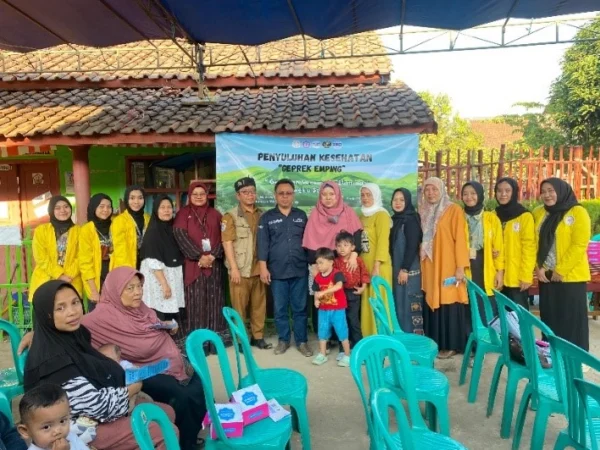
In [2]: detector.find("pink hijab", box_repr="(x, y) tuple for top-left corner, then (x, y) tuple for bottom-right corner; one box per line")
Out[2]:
(302, 180), (363, 250)
(81, 267), (187, 381)
(419, 177), (452, 261)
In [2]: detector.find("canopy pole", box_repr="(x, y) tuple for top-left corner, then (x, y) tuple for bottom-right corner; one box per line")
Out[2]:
(502, 0), (521, 45)
(399, 0), (406, 53)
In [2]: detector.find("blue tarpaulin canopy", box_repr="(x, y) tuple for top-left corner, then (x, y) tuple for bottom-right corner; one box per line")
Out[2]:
(0, 0), (598, 52)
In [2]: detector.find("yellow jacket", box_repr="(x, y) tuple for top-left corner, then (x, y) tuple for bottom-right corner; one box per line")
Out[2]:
(30, 224), (82, 298)
(466, 211), (505, 295)
(110, 210), (149, 270)
(79, 221), (111, 298)
(533, 205), (591, 282)
(495, 211), (536, 288)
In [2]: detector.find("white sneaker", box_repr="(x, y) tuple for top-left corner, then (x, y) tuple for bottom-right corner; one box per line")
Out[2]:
(336, 352), (345, 361)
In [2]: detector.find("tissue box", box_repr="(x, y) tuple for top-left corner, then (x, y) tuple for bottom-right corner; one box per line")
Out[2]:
(230, 384), (269, 425)
(202, 403), (243, 439)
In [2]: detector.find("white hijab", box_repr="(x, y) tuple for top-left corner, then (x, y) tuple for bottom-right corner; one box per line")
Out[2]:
(360, 183), (390, 218)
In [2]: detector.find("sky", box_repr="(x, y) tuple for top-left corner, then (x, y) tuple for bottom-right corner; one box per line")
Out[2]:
(377, 14), (596, 119)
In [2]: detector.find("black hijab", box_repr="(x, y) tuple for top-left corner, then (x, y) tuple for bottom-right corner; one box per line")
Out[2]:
(390, 188), (422, 246)
(124, 185), (146, 232)
(140, 195), (183, 267)
(495, 177), (529, 223)
(462, 181), (485, 216)
(24, 280), (125, 391)
(48, 196), (74, 239)
(87, 193), (112, 236)
(537, 177), (580, 267)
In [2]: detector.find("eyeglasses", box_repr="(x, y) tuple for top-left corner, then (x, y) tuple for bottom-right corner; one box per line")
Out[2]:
(277, 191), (294, 196)
(191, 193), (207, 198)
(238, 190), (256, 196)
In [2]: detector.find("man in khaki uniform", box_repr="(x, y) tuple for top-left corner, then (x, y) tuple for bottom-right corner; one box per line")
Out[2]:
(222, 177), (272, 349)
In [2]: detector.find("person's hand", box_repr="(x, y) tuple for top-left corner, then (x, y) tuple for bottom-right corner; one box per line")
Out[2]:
(18, 331), (33, 354)
(198, 255), (211, 268)
(519, 281), (532, 292)
(455, 267), (465, 283)
(50, 437), (70, 450)
(346, 252), (358, 271)
(169, 324), (179, 335)
(314, 299), (320, 308)
(58, 275), (72, 283)
(354, 284), (366, 295)
(127, 381), (143, 397)
(260, 267), (271, 285)
(89, 291), (100, 303)
(372, 263), (380, 278)
(161, 284), (172, 299)
(492, 250), (500, 259)
(229, 267), (241, 284)
(314, 291), (323, 300)
(551, 271), (564, 282)
(397, 270), (408, 285)
(537, 268), (550, 284)
(494, 271), (504, 290)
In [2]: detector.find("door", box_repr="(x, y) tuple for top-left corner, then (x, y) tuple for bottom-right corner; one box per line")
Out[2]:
(18, 163), (60, 231)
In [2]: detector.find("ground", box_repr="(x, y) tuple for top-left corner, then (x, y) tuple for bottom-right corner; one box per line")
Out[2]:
(3, 319), (600, 450)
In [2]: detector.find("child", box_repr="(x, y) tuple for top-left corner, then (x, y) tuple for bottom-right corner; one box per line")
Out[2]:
(18, 384), (89, 450)
(312, 247), (352, 367)
(334, 231), (370, 355)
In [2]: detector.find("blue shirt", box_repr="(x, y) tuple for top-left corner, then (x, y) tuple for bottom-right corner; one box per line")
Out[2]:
(0, 412), (26, 450)
(258, 207), (308, 280)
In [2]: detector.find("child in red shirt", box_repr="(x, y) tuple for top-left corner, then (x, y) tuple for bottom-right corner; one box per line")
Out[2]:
(312, 247), (351, 367)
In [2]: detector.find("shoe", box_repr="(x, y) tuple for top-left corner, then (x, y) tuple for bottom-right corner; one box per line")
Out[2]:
(312, 353), (328, 365)
(336, 351), (345, 361)
(337, 355), (351, 367)
(274, 341), (290, 355)
(297, 343), (313, 357)
(251, 338), (273, 350)
(583, 364), (591, 373)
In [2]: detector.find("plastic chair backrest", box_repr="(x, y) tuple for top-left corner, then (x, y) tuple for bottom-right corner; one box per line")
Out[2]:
(369, 297), (393, 336)
(515, 305), (555, 395)
(0, 320), (24, 383)
(574, 378), (600, 450)
(0, 392), (12, 425)
(222, 306), (260, 386)
(371, 276), (401, 333)
(371, 388), (415, 450)
(466, 279), (500, 345)
(350, 335), (427, 444)
(186, 329), (238, 444)
(131, 403), (180, 450)
(493, 289), (522, 366)
(548, 335), (600, 447)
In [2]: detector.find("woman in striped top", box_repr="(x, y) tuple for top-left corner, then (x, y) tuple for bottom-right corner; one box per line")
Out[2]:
(22, 280), (177, 450)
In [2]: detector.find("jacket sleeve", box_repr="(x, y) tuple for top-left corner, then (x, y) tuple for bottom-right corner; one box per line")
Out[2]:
(64, 227), (80, 279)
(32, 225), (64, 279)
(257, 215), (270, 262)
(0, 412), (27, 450)
(374, 212), (391, 263)
(452, 206), (471, 269)
(79, 225), (96, 282)
(555, 206), (591, 277)
(491, 214), (505, 271)
(519, 212), (536, 283)
(62, 376), (129, 423)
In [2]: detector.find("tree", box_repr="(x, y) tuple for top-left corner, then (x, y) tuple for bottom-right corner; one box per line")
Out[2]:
(418, 91), (483, 163)
(548, 18), (600, 147)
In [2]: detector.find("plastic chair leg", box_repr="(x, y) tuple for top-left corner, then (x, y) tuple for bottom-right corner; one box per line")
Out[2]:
(459, 334), (475, 386)
(426, 402), (437, 433)
(289, 399), (312, 450)
(530, 402), (551, 450)
(500, 370), (520, 439)
(468, 345), (486, 403)
(486, 359), (503, 417)
(512, 386), (532, 450)
(552, 432), (570, 450)
(434, 399), (451, 437)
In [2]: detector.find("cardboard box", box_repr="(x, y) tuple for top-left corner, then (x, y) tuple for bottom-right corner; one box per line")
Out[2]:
(230, 384), (269, 425)
(202, 403), (243, 439)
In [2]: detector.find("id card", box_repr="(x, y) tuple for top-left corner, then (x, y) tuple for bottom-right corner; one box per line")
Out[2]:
(469, 248), (477, 260)
(202, 238), (212, 252)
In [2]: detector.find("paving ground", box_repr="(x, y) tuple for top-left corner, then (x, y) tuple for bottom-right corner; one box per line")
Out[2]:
(2, 318), (600, 450)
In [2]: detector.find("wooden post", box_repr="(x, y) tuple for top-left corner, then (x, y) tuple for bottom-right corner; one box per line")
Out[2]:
(435, 151), (442, 178)
(70, 145), (91, 225)
(498, 144), (506, 179)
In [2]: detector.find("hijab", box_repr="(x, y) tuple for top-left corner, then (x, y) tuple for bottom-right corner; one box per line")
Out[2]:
(81, 267), (187, 381)
(360, 183), (390, 218)
(537, 177), (580, 267)
(494, 177), (529, 223)
(48, 196), (74, 239)
(462, 181), (485, 216)
(462, 181), (485, 251)
(124, 185), (146, 232)
(390, 188), (422, 249)
(173, 182), (222, 284)
(140, 195), (183, 267)
(87, 193), (112, 236)
(24, 280), (125, 391)
(302, 180), (363, 250)
(419, 177), (452, 261)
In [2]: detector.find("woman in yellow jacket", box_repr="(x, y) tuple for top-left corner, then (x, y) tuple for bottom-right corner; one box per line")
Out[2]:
(534, 177), (591, 350)
(79, 193), (113, 311)
(30, 196), (82, 298)
(461, 181), (504, 322)
(110, 186), (149, 270)
(494, 177), (536, 310)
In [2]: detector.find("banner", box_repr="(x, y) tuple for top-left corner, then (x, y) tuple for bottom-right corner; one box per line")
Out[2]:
(215, 133), (418, 213)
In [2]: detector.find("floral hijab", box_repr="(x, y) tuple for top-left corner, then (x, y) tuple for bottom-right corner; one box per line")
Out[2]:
(419, 177), (452, 261)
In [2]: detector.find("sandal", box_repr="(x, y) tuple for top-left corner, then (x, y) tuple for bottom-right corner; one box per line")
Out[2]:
(437, 350), (457, 359)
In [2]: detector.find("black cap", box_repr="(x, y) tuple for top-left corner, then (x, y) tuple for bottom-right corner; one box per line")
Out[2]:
(235, 177), (256, 192)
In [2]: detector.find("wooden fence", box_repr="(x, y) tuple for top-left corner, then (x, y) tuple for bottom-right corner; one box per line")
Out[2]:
(418, 145), (600, 201)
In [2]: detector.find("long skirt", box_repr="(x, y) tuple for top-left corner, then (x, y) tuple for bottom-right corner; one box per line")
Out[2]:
(539, 281), (589, 351)
(423, 302), (469, 353)
(501, 286), (530, 310)
(392, 268), (424, 334)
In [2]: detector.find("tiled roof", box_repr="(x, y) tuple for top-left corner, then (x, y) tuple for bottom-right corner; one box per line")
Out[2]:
(0, 84), (433, 139)
(470, 120), (523, 149)
(0, 33), (391, 83)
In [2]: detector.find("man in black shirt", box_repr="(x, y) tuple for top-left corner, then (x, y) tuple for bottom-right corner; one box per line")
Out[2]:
(258, 179), (312, 357)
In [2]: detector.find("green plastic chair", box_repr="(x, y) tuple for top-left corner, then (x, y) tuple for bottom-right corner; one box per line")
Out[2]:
(131, 403), (180, 450)
(549, 335), (600, 450)
(0, 320), (26, 410)
(486, 289), (533, 439)
(186, 328), (293, 450)
(371, 387), (466, 450)
(459, 279), (502, 403)
(574, 379), (600, 450)
(370, 276), (438, 366)
(0, 392), (13, 426)
(222, 307), (311, 450)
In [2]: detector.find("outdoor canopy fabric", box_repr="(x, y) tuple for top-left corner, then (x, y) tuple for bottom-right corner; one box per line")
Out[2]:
(0, 0), (598, 52)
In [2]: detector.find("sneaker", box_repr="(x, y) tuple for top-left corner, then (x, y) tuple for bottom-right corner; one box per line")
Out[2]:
(312, 353), (328, 366)
(274, 341), (290, 355)
(583, 364), (591, 373)
(337, 355), (351, 367)
(336, 352), (346, 361)
(297, 343), (313, 357)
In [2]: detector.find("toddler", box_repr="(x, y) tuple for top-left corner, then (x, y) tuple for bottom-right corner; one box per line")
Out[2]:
(18, 384), (89, 450)
(312, 247), (351, 367)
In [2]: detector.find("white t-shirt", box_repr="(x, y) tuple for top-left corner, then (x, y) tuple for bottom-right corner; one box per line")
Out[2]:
(28, 431), (89, 450)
